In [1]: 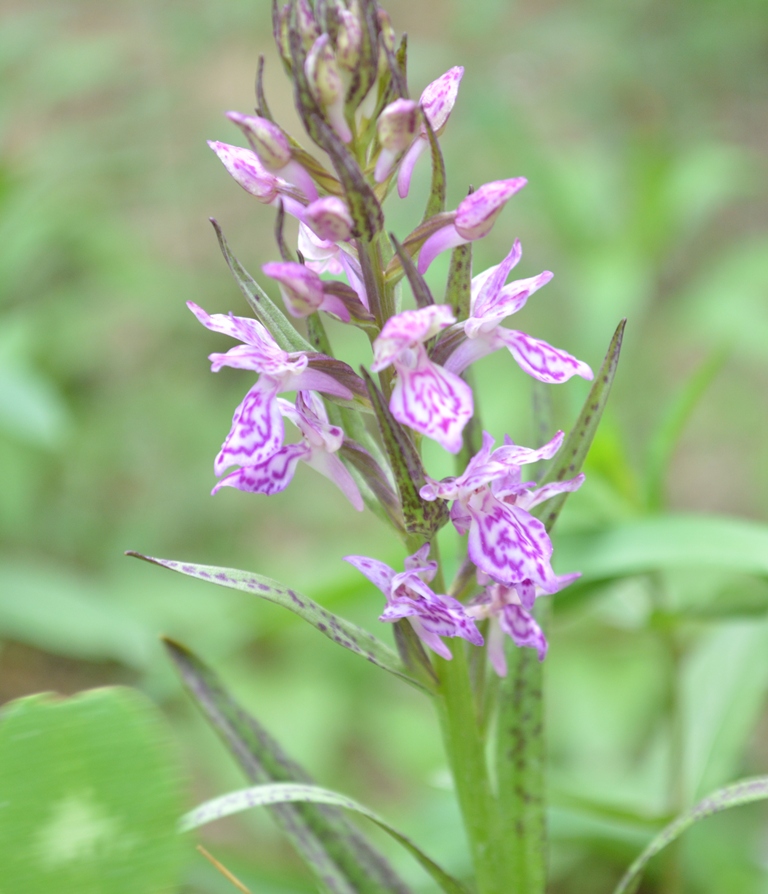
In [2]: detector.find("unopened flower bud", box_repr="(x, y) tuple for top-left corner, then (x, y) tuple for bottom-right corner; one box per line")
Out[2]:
(297, 0), (321, 50)
(304, 197), (354, 242)
(207, 141), (280, 202)
(305, 33), (352, 143)
(374, 99), (419, 182)
(274, 3), (292, 69)
(454, 179), (527, 240)
(335, 1), (362, 72)
(377, 9), (395, 53)
(263, 261), (325, 317)
(226, 112), (292, 170)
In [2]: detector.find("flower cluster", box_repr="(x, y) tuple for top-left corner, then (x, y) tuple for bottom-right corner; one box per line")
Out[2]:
(194, 0), (592, 672)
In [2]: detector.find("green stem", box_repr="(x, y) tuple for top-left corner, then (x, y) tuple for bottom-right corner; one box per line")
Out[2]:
(434, 643), (508, 894)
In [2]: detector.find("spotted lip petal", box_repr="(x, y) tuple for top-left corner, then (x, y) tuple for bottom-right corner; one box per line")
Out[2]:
(214, 381), (284, 476)
(466, 490), (554, 587)
(500, 603), (548, 662)
(213, 442), (308, 495)
(389, 346), (473, 454)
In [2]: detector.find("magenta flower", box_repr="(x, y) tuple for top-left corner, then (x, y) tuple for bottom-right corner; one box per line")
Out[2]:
(371, 306), (473, 453)
(226, 112), (318, 201)
(213, 391), (363, 510)
(262, 261), (354, 321)
(420, 431), (584, 588)
(418, 178), (527, 273)
(187, 302), (352, 475)
(396, 66), (464, 198)
(345, 545), (484, 660)
(468, 571), (579, 673)
(443, 240), (593, 384)
(374, 98), (420, 184)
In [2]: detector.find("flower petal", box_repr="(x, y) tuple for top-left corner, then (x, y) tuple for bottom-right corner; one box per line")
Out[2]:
(466, 491), (554, 587)
(516, 474), (585, 511)
(470, 239), (523, 318)
(454, 178), (527, 241)
(420, 66), (464, 133)
(372, 306), (456, 370)
(344, 555), (397, 596)
(390, 348), (473, 453)
(212, 443), (308, 496)
(214, 381), (284, 475)
(494, 329), (594, 383)
(499, 604), (548, 661)
(304, 449), (364, 510)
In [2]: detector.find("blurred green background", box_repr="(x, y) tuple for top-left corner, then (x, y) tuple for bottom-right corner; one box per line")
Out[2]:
(1, 0), (767, 891)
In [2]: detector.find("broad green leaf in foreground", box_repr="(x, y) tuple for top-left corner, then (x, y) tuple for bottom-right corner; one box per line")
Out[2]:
(554, 514), (768, 582)
(535, 318), (626, 533)
(0, 687), (183, 894)
(165, 640), (412, 894)
(128, 552), (427, 692)
(613, 776), (768, 894)
(181, 783), (472, 894)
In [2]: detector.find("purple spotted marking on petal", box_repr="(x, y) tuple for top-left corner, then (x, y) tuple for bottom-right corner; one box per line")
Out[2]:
(262, 261), (325, 318)
(454, 178), (527, 241)
(470, 239), (523, 319)
(494, 328), (594, 383)
(207, 141), (279, 202)
(467, 490), (554, 587)
(214, 382), (284, 475)
(419, 66), (464, 133)
(344, 555), (397, 595)
(516, 474), (585, 512)
(389, 347), (473, 454)
(213, 443), (308, 495)
(499, 603), (548, 661)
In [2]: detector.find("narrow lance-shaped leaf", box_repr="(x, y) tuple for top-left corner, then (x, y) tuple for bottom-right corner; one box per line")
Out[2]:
(274, 200), (295, 262)
(361, 368), (449, 539)
(127, 553), (427, 692)
(389, 233), (434, 308)
(421, 112), (446, 223)
(613, 776), (768, 894)
(339, 439), (405, 533)
(444, 242), (472, 320)
(255, 55), (274, 121)
(164, 641), (413, 894)
(393, 619), (439, 688)
(181, 782), (472, 894)
(210, 219), (313, 353)
(535, 318), (627, 533)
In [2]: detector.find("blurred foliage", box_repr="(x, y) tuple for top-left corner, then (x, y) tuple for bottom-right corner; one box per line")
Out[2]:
(0, 0), (766, 891)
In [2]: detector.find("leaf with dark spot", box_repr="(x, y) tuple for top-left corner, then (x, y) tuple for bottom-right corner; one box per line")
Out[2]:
(127, 553), (426, 692)
(421, 113), (446, 222)
(164, 640), (415, 894)
(534, 318), (626, 533)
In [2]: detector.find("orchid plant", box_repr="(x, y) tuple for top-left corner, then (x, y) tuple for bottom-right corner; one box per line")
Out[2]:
(131, 2), (633, 891)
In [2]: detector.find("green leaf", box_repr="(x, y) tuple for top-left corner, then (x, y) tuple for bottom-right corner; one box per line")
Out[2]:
(421, 113), (446, 222)
(444, 242), (472, 320)
(165, 641), (413, 894)
(613, 776), (768, 894)
(361, 369), (449, 540)
(127, 552), (427, 692)
(389, 233), (434, 308)
(0, 688), (183, 894)
(535, 318), (626, 533)
(210, 218), (313, 354)
(555, 514), (768, 582)
(181, 782), (472, 894)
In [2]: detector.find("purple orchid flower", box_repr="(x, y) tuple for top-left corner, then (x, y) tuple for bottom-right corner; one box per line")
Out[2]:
(418, 178), (527, 274)
(213, 391), (363, 510)
(207, 142), (308, 220)
(443, 240), (594, 384)
(187, 301), (352, 475)
(262, 261), (353, 321)
(396, 66), (464, 198)
(345, 544), (484, 660)
(371, 305), (473, 453)
(420, 431), (584, 588)
(468, 571), (580, 673)
(226, 112), (319, 201)
(374, 98), (420, 184)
